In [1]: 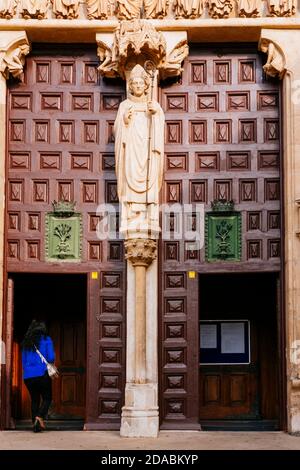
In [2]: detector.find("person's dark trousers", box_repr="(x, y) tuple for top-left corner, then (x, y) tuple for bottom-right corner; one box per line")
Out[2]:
(24, 372), (52, 423)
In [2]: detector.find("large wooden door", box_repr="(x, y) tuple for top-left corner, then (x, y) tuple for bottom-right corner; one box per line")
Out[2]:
(6, 45), (126, 429)
(159, 45), (281, 428)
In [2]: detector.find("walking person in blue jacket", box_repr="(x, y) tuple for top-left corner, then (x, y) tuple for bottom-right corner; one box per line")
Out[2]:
(22, 320), (55, 432)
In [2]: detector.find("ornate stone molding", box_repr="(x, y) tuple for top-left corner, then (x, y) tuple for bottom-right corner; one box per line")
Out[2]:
(125, 238), (157, 266)
(0, 31), (30, 78)
(258, 36), (286, 79)
(97, 20), (188, 80)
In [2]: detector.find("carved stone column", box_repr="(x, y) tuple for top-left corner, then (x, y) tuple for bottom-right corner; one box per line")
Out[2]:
(97, 22), (188, 437)
(0, 31), (29, 424)
(259, 29), (300, 433)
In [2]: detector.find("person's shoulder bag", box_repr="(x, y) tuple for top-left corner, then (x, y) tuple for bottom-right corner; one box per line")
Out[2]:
(35, 345), (59, 379)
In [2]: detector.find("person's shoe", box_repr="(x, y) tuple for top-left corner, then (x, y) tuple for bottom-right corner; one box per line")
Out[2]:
(33, 417), (42, 433)
(36, 416), (46, 430)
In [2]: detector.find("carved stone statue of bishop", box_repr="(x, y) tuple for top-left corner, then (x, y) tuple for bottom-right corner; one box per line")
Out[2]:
(114, 64), (164, 236)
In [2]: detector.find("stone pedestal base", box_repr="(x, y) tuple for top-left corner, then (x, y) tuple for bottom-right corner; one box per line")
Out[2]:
(120, 383), (159, 437)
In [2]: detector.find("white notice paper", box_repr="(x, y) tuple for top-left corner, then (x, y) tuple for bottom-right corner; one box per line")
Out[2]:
(200, 324), (217, 349)
(221, 322), (245, 354)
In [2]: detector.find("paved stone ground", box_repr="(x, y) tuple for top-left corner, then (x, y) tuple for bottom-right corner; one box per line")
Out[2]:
(0, 431), (300, 450)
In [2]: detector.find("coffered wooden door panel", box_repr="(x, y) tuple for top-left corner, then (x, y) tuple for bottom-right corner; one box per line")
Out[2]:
(159, 45), (281, 428)
(6, 45), (126, 428)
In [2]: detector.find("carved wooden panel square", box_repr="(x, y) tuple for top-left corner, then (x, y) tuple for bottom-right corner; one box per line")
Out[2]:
(9, 152), (30, 170)
(9, 180), (24, 202)
(166, 399), (185, 416)
(214, 180), (232, 200)
(72, 94), (93, 111)
(11, 93), (32, 110)
(101, 375), (119, 389)
(264, 119), (279, 141)
(166, 375), (185, 390)
(84, 63), (99, 84)
(239, 120), (256, 142)
(190, 120), (207, 144)
(83, 121), (99, 143)
(41, 93), (62, 111)
(8, 212), (20, 231)
(108, 242), (123, 261)
(196, 152), (219, 171)
(88, 242), (101, 260)
(204, 375), (221, 404)
(185, 242), (200, 260)
(165, 298), (185, 314)
(102, 324), (121, 339)
(166, 349), (185, 364)
(36, 62), (50, 83)
(105, 182), (118, 203)
(102, 154), (115, 171)
(258, 151), (279, 170)
(247, 212), (261, 231)
(60, 62), (75, 84)
(58, 181), (73, 202)
(268, 239), (280, 258)
(102, 272), (121, 289)
(166, 121), (182, 144)
(99, 400), (119, 415)
(10, 120), (25, 142)
(58, 121), (74, 143)
(102, 349), (120, 364)
(166, 94), (188, 112)
(215, 120), (231, 143)
(164, 242), (179, 261)
(227, 92), (249, 111)
(7, 240), (19, 259)
(240, 180), (257, 202)
(27, 213), (40, 231)
(26, 240), (40, 260)
(166, 153), (187, 171)
(190, 181), (207, 202)
(268, 211), (280, 230)
(190, 61), (206, 83)
(101, 298), (121, 314)
(166, 323), (185, 339)
(247, 240), (262, 259)
(166, 182), (181, 203)
(197, 93), (218, 112)
(89, 214), (101, 232)
(40, 152), (61, 170)
(82, 181), (97, 203)
(165, 273), (185, 289)
(101, 94), (123, 111)
(239, 60), (255, 83)
(214, 61), (231, 84)
(227, 152), (250, 170)
(258, 91), (278, 110)
(107, 121), (115, 144)
(35, 120), (49, 143)
(71, 153), (92, 171)
(265, 179), (280, 201)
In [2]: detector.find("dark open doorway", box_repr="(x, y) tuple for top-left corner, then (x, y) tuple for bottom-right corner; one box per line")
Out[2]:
(10, 273), (87, 430)
(199, 273), (282, 431)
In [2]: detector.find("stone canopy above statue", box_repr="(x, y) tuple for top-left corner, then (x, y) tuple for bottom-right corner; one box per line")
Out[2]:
(0, 0), (297, 20)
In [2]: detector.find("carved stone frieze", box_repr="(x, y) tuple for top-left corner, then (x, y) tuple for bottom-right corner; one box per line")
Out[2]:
(125, 238), (157, 266)
(115, 0), (141, 19)
(51, 0), (79, 18)
(267, 0), (296, 17)
(173, 0), (203, 19)
(0, 31), (30, 78)
(207, 0), (233, 18)
(86, 0), (111, 19)
(21, 0), (48, 19)
(0, 0), (17, 19)
(144, 0), (169, 18)
(238, 0), (261, 17)
(259, 38), (286, 79)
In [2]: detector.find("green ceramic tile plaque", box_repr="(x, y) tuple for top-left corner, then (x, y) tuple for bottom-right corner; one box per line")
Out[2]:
(205, 212), (241, 262)
(45, 209), (82, 262)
